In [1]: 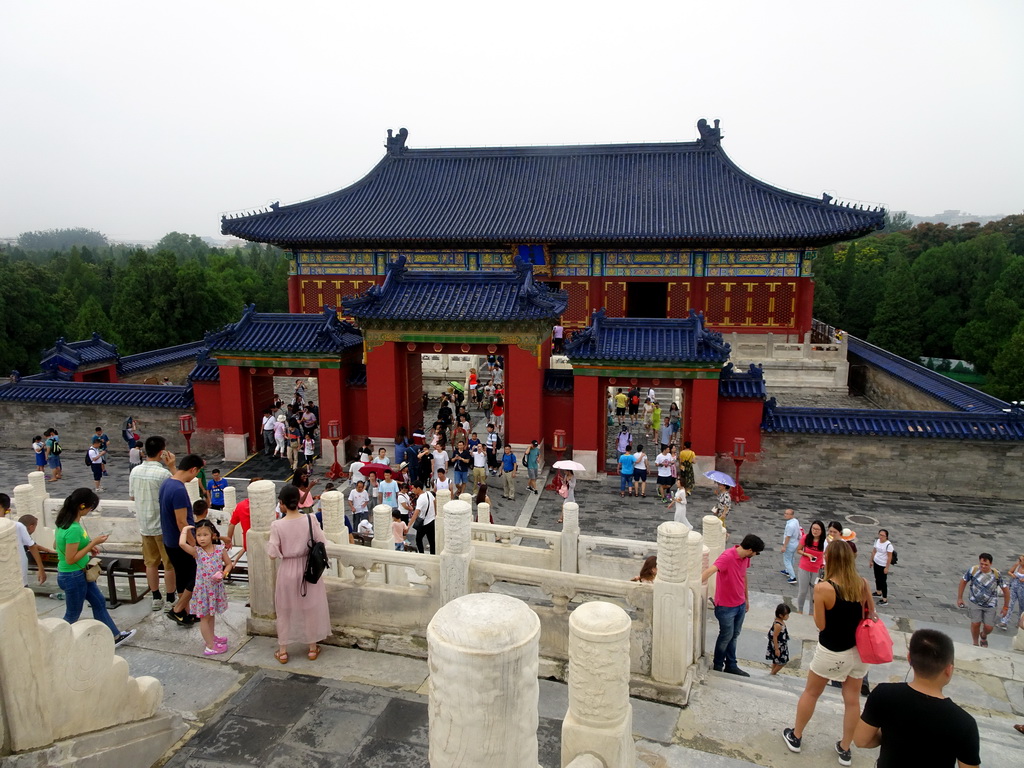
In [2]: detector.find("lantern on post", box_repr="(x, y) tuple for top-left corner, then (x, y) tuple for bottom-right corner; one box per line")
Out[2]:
(730, 437), (750, 502)
(325, 420), (344, 479)
(544, 429), (569, 491)
(179, 414), (195, 455)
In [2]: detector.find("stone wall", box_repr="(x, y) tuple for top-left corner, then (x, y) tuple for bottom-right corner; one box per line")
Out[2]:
(743, 432), (1024, 500)
(850, 359), (956, 412)
(0, 402), (222, 458)
(119, 360), (198, 385)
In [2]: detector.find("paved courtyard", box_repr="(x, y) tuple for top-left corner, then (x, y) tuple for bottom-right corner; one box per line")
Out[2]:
(5, 448), (1023, 766)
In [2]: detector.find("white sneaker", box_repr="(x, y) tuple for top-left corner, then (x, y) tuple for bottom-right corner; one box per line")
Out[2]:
(151, 595), (163, 611)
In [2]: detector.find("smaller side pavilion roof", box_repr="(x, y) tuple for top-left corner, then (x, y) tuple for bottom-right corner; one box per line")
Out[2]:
(344, 256), (568, 322)
(41, 333), (119, 373)
(564, 309), (730, 364)
(0, 380), (192, 408)
(119, 340), (207, 376)
(205, 305), (362, 355)
(719, 362), (767, 399)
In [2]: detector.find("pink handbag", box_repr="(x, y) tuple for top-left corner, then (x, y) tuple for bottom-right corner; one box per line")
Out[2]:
(855, 618), (893, 664)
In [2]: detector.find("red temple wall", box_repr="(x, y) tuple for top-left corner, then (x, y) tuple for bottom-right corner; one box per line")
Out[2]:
(541, 392), (574, 447)
(192, 381), (223, 431)
(716, 400), (763, 455)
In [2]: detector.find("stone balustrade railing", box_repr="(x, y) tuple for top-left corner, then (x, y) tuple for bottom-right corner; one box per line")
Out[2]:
(726, 330), (847, 361)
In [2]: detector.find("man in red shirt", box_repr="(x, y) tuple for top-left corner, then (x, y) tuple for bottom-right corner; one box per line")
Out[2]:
(226, 477), (260, 564)
(702, 533), (765, 676)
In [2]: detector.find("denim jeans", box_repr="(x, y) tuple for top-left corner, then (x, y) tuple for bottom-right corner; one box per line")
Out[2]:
(713, 603), (746, 670)
(57, 569), (120, 637)
(782, 545), (798, 579)
(620, 473), (632, 492)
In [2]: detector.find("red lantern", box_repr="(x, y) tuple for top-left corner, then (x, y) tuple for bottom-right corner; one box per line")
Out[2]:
(730, 437), (750, 502)
(179, 414), (196, 454)
(325, 419), (344, 479)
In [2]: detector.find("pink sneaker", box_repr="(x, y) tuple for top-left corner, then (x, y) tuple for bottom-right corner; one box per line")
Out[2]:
(214, 635), (227, 645)
(203, 646), (226, 656)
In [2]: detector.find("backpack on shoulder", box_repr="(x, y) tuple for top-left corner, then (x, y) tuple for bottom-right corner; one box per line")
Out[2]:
(301, 513), (330, 595)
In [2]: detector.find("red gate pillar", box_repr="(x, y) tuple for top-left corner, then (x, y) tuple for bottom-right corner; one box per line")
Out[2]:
(689, 378), (719, 458)
(220, 365), (250, 462)
(366, 342), (401, 447)
(318, 366), (345, 460)
(571, 375), (601, 477)
(505, 344), (543, 450)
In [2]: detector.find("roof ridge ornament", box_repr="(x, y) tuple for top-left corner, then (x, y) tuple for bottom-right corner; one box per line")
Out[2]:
(696, 118), (723, 148)
(386, 127), (409, 155)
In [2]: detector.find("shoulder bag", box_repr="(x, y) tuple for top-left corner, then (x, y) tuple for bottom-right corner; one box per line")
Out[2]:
(855, 584), (893, 664)
(301, 513), (330, 595)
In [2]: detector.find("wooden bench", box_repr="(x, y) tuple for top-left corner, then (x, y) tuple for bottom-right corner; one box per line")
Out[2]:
(31, 552), (150, 608)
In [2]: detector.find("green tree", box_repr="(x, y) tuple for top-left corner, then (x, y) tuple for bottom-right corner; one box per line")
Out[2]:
(867, 256), (922, 359)
(986, 319), (1024, 402)
(17, 227), (108, 251)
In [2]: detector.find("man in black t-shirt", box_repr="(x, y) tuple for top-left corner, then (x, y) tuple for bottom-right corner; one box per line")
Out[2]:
(855, 629), (980, 767)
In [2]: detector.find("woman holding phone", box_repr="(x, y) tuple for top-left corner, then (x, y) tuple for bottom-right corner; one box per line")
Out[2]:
(794, 520), (826, 615)
(54, 488), (135, 647)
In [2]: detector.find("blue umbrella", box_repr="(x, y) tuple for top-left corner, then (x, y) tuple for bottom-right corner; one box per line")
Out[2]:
(703, 470), (735, 487)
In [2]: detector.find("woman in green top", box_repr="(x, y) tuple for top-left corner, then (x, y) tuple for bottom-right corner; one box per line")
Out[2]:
(55, 488), (135, 646)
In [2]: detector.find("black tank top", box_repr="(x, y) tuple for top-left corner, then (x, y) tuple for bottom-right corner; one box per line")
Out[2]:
(819, 580), (863, 652)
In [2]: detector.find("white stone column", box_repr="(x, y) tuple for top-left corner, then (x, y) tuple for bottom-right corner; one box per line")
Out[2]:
(371, 503), (393, 550)
(702, 515), (726, 598)
(247, 479), (278, 619)
(218, 485), (237, 530)
(652, 521), (692, 685)
(477, 501), (490, 523)
(28, 471), (47, 521)
(428, 593), (541, 768)
(1013, 621), (1024, 652)
(459, 492), (473, 506)
(687, 529), (705, 664)
(560, 502), (580, 574)
(562, 601), (635, 768)
(13, 484), (37, 522)
(185, 477), (201, 505)
(435, 489), (451, 555)
(440, 499), (473, 606)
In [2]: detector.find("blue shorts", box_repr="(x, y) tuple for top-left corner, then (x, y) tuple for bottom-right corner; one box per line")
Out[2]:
(48, 456), (61, 469)
(453, 470), (469, 485)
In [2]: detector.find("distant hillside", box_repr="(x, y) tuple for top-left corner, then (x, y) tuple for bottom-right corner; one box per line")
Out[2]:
(908, 210), (1007, 227)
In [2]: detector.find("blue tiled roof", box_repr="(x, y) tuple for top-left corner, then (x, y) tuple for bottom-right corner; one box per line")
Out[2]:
(719, 363), (767, 399)
(187, 351), (221, 383)
(221, 132), (884, 248)
(344, 257), (568, 321)
(0, 380), (192, 408)
(40, 334), (119, 373)
(564, 309), (730, 364)
(544, 369), (574, 393)
(848, 337), (1006, 413)
(119, 341), (206, 376)
(763, 406), (1024, 441)
(205, 305), (362, 354)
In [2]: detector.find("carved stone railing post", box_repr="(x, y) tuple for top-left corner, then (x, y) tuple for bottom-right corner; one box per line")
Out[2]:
(216, 485), (237, 531)
(28, 471), (47, 520)
(13, 484), (37, 523)
(428, 593), (541, 768)
(687, 529), (705, 664)
(185, 477), (201, 505)
(477, 501), (490, 523)
(440, 499), (473, 606)
(562, 601), (635, 768)
(247, 479), (278, 620)
(652, 521), (692, 685)
(320, 490), (345, 544)
(372, 503), (393, 549)
(702, 515), (725, 597)
(435, 488), (452, 554)
(1014, 621), (1024, 652)
(560, 502), (580, 574)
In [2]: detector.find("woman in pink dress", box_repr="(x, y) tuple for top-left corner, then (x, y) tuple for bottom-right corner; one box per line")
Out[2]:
(267, 485), (331, 663)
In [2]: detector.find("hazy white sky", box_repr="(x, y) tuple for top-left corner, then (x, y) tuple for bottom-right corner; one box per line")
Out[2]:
(2, 0), (1021, 242)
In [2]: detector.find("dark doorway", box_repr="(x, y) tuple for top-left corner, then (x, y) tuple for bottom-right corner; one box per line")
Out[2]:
(626, 282), (668, 318)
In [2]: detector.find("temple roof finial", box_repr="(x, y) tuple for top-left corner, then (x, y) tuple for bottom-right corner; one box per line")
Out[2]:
(697, 118), (723, 148)
(386, 127), (409, 155)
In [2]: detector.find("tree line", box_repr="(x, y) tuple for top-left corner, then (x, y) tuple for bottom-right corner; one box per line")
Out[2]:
(812, 214), (1024, 402)
(0, 229), (289, 376)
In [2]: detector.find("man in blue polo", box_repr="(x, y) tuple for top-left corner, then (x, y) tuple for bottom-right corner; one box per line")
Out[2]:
(206, 468), (229, 511)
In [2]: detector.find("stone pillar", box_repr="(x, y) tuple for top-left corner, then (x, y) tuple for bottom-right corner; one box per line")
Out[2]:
(372, 503), (393, 549)
(435, 488), (452, 555)
(28, 470), (47, 510)
(560, 502), (580, 574)
(440, 499), (473, 606)
(1014, 621), (1024, 653)
(702, 515), (726, 598)
(247, 479), (278, 619)
(652, 521), (692, 685)
(14, 484), (38, 523)
(319, 491), (344, 541)
(561, 601), (635, 768)
(687, 529), (705, 664)
(185, 477), (201, 505)
(477, 501), (490, 524)
(427, 593), (541, 768)
(459, 492), (473, 506)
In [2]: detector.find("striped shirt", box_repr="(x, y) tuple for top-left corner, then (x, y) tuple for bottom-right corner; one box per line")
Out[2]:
(129, 460), (172, 536)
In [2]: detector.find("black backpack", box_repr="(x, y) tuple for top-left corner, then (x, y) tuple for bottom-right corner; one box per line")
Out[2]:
(891, 548), (898, 566)
(301, 513), (330, 595)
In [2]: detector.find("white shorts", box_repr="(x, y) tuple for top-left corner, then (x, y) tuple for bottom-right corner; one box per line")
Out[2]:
(808, 642), (867, 682)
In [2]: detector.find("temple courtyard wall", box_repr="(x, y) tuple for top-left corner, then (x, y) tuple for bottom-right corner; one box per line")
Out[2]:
(743, 432), (1024, 500)
(0, 402), (220, 457)
(851, 359), (959, 411)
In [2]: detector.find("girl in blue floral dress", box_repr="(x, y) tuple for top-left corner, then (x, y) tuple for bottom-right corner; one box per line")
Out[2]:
(179, 519), (232, 656)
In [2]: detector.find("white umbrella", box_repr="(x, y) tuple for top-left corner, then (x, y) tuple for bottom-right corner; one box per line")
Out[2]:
(703, 470), (735, 487)
(552, 459), (586, 472)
